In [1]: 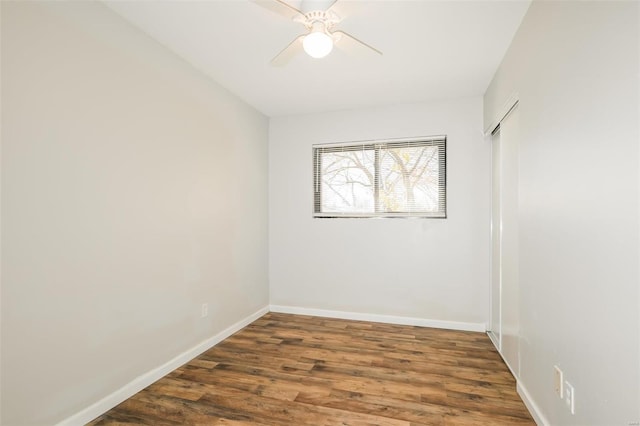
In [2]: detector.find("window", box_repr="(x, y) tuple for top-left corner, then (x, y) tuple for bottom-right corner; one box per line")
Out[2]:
(313, 136), (446, 218)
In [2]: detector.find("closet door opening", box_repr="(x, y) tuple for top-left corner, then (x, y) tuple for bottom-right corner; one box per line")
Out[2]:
(489, 127), (502, 351)
(489, 102), (520, 378)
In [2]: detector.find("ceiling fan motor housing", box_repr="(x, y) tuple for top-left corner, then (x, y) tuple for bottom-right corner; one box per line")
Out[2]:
(295, 10), (341, 31)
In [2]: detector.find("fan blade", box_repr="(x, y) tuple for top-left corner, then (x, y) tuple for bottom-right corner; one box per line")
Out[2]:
(325, 1), (359, 23)
(298, 0), (339, 13)
(252, 0), (305, 20)
(325, 0), (339, 12)
(333, 30), (382, 56)
(271, 35), (305, 66)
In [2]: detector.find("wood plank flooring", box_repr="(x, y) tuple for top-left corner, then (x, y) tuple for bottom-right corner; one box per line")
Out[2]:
(88, 313), (534, 425)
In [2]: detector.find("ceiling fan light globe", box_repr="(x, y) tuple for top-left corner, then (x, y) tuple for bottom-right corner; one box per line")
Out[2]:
(303, 31), (333, 58)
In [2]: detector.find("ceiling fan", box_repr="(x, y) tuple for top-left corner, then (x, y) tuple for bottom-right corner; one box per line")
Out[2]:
(253, 0), (382, 66)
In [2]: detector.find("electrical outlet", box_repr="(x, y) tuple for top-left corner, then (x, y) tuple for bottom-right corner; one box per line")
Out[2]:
(201, 303), (208, 318)
(564, 381), (575, 414)
(553, 366), (563, 397)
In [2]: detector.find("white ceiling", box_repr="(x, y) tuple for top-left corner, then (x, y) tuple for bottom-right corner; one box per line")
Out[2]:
(105, 0), (531, 117)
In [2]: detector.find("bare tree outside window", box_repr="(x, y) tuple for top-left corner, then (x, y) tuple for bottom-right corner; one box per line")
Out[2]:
(320, 149), (374, 213)
(313, 137), (446, 218)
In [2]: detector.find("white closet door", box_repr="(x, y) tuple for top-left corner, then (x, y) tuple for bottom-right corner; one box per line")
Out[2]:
(500, 103), (520, 378)
(489, 128), (502, 350)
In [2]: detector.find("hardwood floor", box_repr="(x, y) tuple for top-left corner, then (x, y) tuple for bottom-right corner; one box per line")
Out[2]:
(88, 313), (534, 425)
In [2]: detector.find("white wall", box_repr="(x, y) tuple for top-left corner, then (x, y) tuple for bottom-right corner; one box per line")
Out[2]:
(269, 98), (489, 328)
(1, 2), (269, 424)
(484, 1), (639, 424)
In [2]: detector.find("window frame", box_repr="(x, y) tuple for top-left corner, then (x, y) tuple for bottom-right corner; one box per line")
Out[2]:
(313, 136), (447, 219)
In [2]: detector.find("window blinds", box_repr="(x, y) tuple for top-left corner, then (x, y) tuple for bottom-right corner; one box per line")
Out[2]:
(313, 136), (446, 218)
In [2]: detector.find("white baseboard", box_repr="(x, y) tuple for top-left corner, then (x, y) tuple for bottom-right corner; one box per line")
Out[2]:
(487, 330), (500, 352)
(269, 305), (486, 332)
(56, 305), (269, 426)
(517, 380), (549, 426)
(486, 332), (546, 425)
